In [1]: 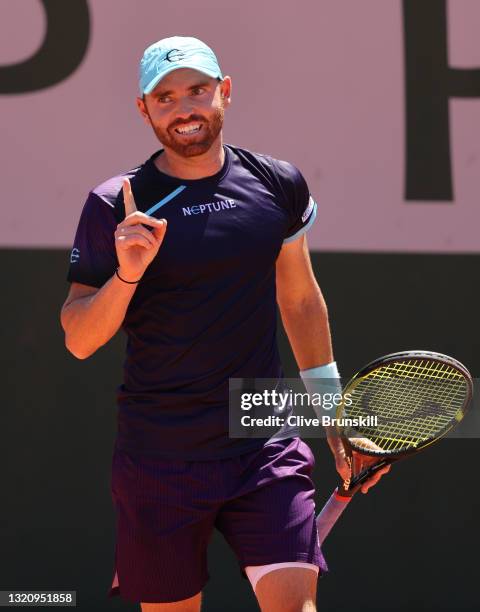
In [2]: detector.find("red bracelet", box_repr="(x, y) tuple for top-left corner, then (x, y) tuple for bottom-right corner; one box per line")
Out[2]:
(115, 267), (141, 284)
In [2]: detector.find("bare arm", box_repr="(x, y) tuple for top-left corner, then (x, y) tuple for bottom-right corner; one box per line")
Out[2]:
(276, 234), (333, 369)
(60, 278), (138, 359)
(276, 233), (345, 466)
(60, 179), (167, 359)
(276, 235), (390, 492)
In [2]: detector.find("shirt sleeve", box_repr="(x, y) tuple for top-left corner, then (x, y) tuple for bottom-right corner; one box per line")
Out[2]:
(66, 192), (119, 288)
(283, 166), (317, 244)
(270, 159), (317, 244)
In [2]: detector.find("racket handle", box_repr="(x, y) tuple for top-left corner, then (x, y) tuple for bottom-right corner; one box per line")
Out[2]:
(316, 488), (352, 546)
(349, 458), (389, 489)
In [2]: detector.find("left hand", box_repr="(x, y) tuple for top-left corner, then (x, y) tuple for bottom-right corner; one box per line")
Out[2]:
(327, 433), (391, 494)
(351, 448), (391, 494)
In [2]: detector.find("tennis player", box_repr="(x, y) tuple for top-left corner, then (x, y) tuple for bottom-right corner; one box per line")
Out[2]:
(61, 36), (388, 612)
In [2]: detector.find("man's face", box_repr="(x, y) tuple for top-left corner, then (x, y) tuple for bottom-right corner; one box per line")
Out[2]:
(137, 68), (231, 157)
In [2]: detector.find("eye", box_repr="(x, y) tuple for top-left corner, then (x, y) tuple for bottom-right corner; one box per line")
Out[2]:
(158, 95), (172, 104)
(191, 87), (206, 95)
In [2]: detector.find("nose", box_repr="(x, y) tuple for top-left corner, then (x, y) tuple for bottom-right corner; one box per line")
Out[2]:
(175, 95), (195, 120)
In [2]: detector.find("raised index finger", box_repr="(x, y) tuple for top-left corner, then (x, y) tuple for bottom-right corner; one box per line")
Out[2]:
(122, 178), (137, 217)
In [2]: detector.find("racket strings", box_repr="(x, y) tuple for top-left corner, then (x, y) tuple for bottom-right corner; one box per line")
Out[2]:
(346, 386), (465, 449)
(342, 359), (469, 454)
(364, 359), (465, 381)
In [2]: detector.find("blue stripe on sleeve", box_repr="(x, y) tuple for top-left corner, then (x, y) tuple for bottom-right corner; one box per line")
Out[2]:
(282, 201), (317, 244)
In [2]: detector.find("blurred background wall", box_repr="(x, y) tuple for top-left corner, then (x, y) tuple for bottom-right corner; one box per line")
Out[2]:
(1, 1), (479, 610)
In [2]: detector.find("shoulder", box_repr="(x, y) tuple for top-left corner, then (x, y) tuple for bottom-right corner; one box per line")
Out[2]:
(88, 152), (157, 213)
(226, 144), (306, 195)
(227, 144), (303, 182)
(90, 164), (142, 209)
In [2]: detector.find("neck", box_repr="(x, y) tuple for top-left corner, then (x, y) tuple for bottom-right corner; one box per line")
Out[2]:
(154, 135), (225, 180)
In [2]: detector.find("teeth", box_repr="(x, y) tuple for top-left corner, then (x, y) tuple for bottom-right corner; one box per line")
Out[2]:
(176, 123), (201, 134)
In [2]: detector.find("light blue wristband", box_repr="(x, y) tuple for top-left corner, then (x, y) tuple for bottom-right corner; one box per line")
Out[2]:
(300, 361), (342, 419)
(300, 362), (340, 380)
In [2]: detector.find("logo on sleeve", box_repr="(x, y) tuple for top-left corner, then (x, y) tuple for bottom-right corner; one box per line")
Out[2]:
(70, 248), (80, 263)
(302, 196), (315, 223)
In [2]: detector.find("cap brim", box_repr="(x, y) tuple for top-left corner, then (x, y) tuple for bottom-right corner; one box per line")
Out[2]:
(142, 64), (222, 95)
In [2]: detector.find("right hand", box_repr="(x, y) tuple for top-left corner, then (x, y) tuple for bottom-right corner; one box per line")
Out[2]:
(114, 178), (168, 281)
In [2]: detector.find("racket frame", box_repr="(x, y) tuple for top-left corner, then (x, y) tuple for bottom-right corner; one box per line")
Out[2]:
(333, 350), (473, 497)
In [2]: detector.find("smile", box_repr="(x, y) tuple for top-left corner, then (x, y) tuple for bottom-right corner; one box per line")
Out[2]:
(174, 123), (202, 135)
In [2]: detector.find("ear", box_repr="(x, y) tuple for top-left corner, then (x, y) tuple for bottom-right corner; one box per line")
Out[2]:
(136, 96), (151, 125)
(219, 76), (232, 107)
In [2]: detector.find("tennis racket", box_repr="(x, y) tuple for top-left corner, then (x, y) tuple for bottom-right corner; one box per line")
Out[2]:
(316, 350), (473, 545)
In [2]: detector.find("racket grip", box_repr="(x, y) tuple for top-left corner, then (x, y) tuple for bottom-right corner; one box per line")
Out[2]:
(316, 489), (352, 546)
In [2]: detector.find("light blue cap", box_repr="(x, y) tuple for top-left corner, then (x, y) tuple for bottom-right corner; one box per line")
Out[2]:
(139, 36), (223, 95)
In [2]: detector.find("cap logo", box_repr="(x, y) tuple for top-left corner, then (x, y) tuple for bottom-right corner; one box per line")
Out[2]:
(165, 49), (185, 63)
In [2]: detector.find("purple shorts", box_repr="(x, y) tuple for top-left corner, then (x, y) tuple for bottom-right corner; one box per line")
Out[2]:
(108, 436), (326, 604)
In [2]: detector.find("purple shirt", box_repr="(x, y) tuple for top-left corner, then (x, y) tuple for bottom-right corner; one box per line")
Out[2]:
(67, 144), (317, 459)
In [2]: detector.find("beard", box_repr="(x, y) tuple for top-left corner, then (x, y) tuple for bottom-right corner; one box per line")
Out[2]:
(151, 105), (224, 158)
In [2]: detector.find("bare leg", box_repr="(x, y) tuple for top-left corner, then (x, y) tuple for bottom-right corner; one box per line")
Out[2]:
(254, 567), (317, 612)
